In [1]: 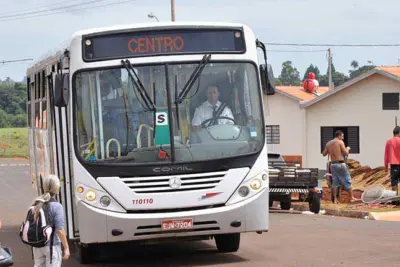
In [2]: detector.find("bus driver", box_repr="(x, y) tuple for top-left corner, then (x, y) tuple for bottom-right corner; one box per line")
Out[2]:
(192, 85), (234, 130)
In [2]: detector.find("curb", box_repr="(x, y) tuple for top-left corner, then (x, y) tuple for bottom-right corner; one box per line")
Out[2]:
(291, 203), (370, 219)
(269, 208), (303, 215)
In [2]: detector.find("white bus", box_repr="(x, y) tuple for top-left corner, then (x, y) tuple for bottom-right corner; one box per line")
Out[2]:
(26, 21), (276, 263)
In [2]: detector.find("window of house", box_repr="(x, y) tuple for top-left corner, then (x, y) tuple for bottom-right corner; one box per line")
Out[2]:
(321, 126), (360, 154)
(266, 125), (280, 144)
(382, 93), (399, 110)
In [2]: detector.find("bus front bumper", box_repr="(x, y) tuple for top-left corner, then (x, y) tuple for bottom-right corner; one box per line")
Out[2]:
(76, 188), (268, 244)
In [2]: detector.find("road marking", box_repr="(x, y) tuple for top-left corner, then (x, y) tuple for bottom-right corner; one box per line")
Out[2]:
(0, 163), (30, 167)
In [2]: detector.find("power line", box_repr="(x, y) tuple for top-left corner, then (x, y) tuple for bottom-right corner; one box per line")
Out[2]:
(0, 0), (135, 21)
(0, 59), (33, 64)
(0, 0), (107, 19)
(265, 42), (400, 47)
(0, 0), (84, 16)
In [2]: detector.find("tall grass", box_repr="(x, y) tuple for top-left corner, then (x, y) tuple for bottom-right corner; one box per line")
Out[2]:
(0, 128), (28, 158)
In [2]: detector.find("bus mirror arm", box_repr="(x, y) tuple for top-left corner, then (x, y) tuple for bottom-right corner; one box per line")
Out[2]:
(256, 39), (276, 96)
(54, 73), (69, 107)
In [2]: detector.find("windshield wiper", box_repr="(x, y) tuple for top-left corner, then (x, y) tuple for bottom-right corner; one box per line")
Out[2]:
(121, 59), (156, 111)
(175, 54), (211, 105)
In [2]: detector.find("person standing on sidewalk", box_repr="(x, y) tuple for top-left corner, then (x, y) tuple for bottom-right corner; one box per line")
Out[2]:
(322, 130), (358, 204)
(384, 126), (400, 193)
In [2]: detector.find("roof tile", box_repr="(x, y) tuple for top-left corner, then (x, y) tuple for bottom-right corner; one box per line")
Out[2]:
(276, 86), (330, 101)
(377, 66), (400, 78)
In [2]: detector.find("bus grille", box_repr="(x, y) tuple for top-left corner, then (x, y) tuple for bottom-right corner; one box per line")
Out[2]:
(121, 171), (227, 194)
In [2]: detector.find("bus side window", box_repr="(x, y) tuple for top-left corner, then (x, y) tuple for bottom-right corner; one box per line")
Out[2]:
(34, 73), (40, 128)
(27, 77), (32, 128)
(41, 70), (47, 129)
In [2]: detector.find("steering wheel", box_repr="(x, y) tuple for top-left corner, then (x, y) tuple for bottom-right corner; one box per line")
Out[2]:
(201, 116), (236, 127)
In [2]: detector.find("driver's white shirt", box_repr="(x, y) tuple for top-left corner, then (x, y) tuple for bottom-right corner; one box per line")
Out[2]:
(192, 100), (234, 126)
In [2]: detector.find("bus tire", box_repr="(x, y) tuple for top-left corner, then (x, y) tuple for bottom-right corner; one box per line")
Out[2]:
(77, 243), (93, 264)
(215, 233), (240, 253)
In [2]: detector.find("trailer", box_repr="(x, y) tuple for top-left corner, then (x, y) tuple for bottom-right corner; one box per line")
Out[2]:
(268, 153), (322, 214)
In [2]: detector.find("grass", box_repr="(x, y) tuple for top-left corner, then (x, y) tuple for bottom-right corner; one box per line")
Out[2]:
(0, 128), (28, 158)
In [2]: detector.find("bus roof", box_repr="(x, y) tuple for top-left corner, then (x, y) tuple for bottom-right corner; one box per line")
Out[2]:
(27, 21), (251, 74)
(74, 21), (249, 36)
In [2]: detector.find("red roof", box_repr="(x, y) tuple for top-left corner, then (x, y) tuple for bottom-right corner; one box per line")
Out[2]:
(276, 86), (330, 101)
(376, 66), (400, 78)
(300, 66), (400, 109)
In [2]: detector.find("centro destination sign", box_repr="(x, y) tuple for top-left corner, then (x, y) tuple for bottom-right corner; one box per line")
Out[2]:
(128, 35), (185, 54)
(82, 28), (246, 61)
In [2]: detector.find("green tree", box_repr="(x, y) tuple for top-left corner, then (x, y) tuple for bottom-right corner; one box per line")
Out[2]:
(349, 60), (376, 79)
(318, 61), (349, 87)
(303, 64), (321, 80)
(278, 61), (301, 86)
(0, 108), (9, 128)
(0, 81), (27, 128)
(10, 114), (27, 127)
(351, 60), (359, 70)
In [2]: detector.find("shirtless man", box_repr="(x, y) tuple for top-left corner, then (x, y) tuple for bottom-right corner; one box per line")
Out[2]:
(322, 130), (357, 204)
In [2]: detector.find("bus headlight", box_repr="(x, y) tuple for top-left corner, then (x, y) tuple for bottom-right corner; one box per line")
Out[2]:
(100, 196), (111, 207)
(250, 179), (262, 190)
(85, 190), (96, 201)
(226, 171), (267, 205)
(238, 186), (250, 197)
(76, 183), (126, 212)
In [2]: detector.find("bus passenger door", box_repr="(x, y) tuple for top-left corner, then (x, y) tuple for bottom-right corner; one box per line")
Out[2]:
(50, 68), (79, 240)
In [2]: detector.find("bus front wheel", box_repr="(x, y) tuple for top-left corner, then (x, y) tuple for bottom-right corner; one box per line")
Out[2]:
(215, 233), (240, 253)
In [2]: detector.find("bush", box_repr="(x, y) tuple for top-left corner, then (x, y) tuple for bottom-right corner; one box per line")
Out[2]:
(0, 81), (27, 128)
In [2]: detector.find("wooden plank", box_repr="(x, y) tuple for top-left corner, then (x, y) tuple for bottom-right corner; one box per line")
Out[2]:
(282, 155), (302, 167)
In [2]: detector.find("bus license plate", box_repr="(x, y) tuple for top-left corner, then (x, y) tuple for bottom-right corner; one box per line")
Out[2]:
(161, 218), (193, 231)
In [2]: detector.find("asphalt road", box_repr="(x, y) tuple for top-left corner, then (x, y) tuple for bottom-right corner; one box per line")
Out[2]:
(1, 159), (400, 267)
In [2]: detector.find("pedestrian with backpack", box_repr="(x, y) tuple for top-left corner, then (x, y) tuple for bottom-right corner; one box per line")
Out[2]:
(19, 174), (70, 266)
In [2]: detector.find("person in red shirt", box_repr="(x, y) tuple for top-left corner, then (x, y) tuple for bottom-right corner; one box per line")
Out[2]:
(384, 126), (400, 192)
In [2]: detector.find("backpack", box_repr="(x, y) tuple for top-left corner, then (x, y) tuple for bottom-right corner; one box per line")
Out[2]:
(19, 198), (57, 263)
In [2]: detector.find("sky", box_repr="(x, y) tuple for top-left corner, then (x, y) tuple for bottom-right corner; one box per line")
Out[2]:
(1, 0), (400, 82)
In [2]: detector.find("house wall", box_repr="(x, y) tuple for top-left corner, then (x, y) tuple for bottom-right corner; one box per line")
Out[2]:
(306, 74), (400, 170)
(263, 93), (305, 165)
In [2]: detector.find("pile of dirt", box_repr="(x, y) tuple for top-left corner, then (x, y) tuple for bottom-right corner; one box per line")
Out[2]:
(321, 159), (391, 202)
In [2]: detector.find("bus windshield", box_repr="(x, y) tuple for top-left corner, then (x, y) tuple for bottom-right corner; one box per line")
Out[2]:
(74, 61), (264, 165)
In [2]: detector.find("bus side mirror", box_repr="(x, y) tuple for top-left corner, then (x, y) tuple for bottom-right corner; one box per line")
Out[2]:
(54, 73), (69, 107)
(260, 64), (276, 95)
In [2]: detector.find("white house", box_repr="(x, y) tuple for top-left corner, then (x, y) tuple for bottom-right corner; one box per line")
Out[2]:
(264, 66), (400, 170)
(264, 84), (329, 167)
(301, 66), (400, 170)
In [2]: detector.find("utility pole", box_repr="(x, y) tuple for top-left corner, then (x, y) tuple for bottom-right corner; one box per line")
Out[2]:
(328, 48), (333, 90)
(171, 0), (176, 21)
